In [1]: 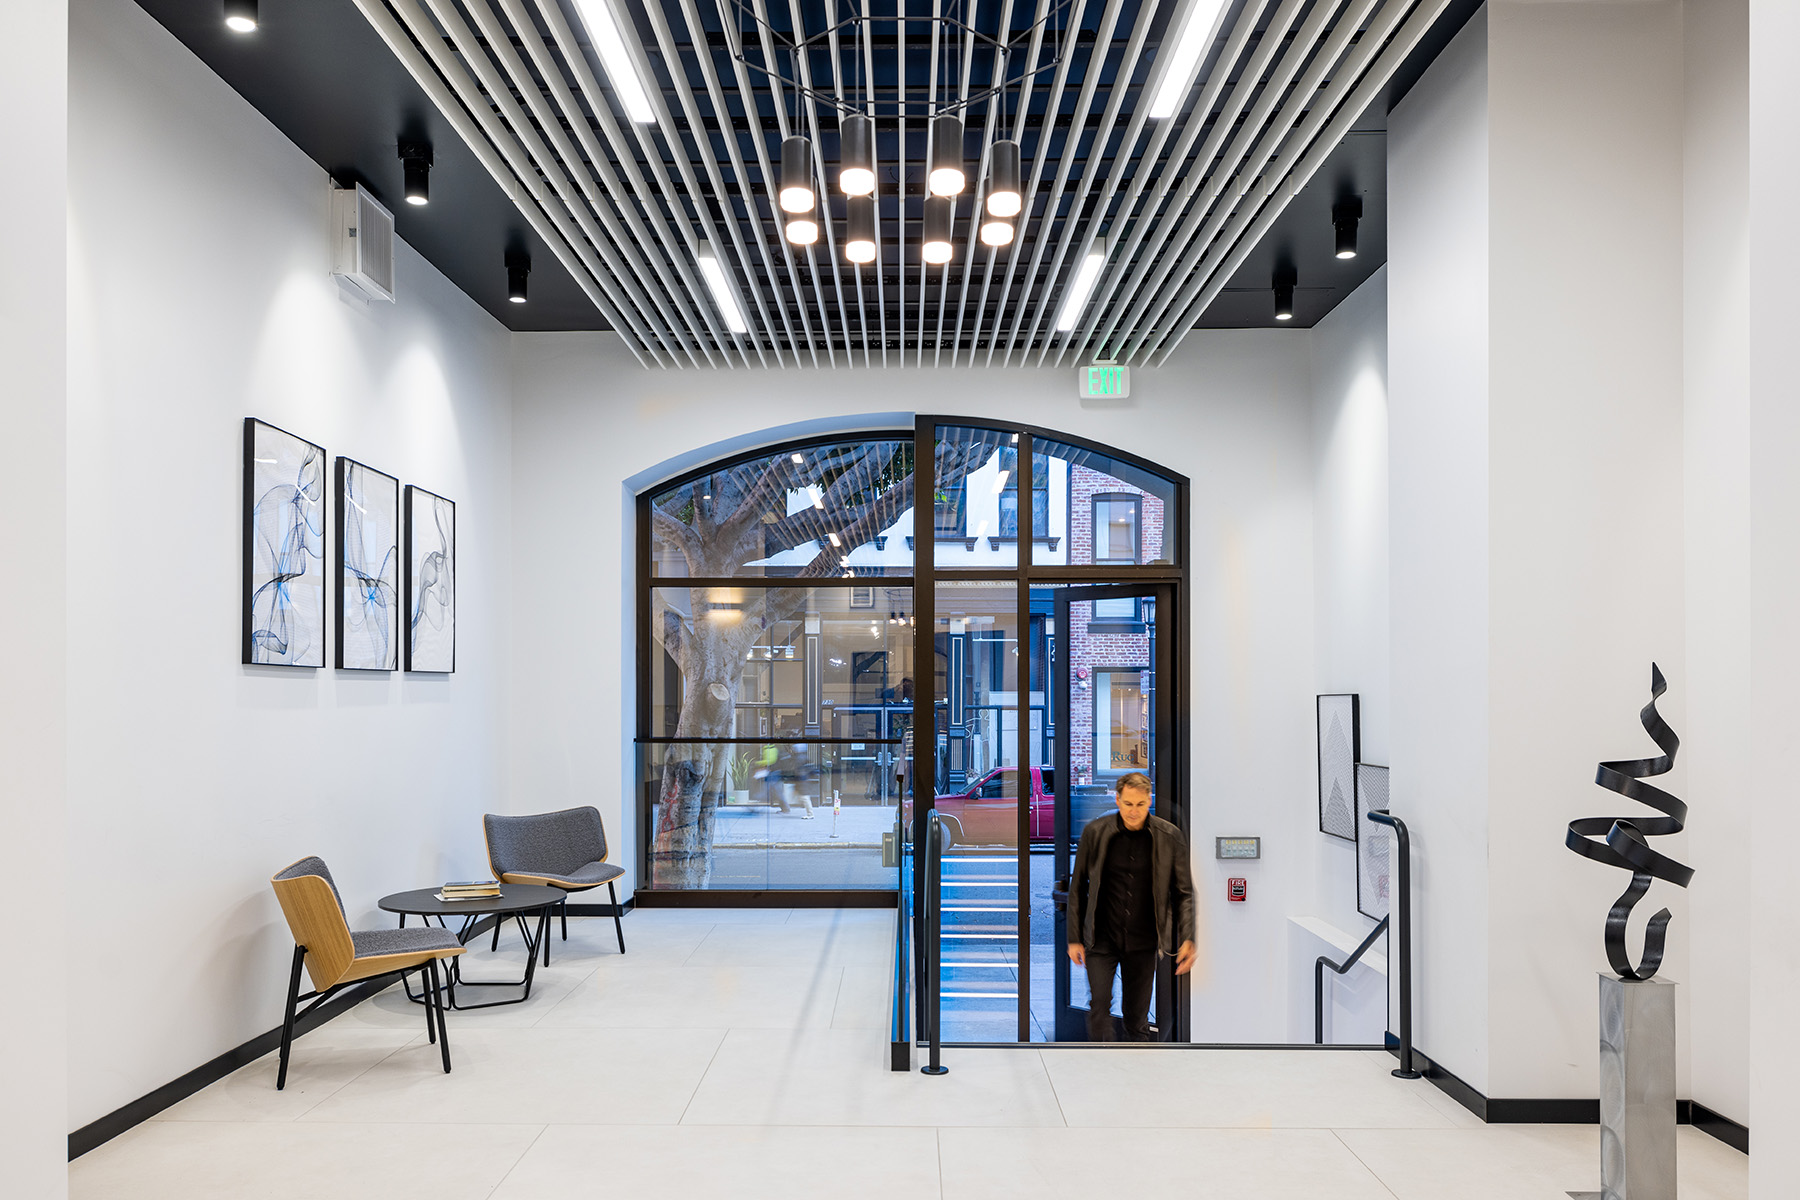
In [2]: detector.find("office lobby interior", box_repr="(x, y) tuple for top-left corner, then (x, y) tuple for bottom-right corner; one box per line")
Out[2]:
(3, 0), (1796, 1196)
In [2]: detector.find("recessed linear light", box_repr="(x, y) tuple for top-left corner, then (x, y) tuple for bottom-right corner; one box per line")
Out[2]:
(572, 0), (657, 125)
(695, 240), (749, 333)
(224, 0), (258, 33)
(1147, 0), (1228, 120)
(1054, 251), (1107, 331)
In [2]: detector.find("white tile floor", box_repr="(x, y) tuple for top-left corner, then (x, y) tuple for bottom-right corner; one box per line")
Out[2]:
(71, 909), (1749, 1200)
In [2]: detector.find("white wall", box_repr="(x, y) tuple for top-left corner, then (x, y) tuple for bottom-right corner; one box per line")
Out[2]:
(1, 0), (69, 1193)
(1747, 0), (1800, 1186)
(1301, 266), (1391, 1041)
(1387, 7), (1493, 1094)
(1485, 0), (1687, 1102)
(1681, 0), (1751, 1132)
(508, 329), (1326, 1042)
(63, 0), (512, 1128)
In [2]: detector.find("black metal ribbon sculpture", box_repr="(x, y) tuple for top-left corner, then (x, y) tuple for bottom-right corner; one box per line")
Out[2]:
(1564, 664), (1694, 980)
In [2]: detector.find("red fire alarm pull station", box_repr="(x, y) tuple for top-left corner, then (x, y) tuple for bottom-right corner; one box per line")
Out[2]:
(1228, 877), (1247, 902)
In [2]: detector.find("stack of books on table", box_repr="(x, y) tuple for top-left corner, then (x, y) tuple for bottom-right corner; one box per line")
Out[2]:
(436, 879), (501, 902)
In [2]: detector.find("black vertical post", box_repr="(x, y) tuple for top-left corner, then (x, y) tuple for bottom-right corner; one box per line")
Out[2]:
(1369, 809), (1421, 1079)
(922, 813), (948, 1075)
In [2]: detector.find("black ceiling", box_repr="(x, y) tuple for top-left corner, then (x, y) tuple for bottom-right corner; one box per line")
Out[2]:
(136, 0), (1478, 345)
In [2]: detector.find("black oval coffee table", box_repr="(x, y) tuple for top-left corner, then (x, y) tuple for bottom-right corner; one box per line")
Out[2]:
(379, 883), (566, 1010)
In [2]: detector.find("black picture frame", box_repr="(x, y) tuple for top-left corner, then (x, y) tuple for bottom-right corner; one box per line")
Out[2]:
(1316, 693), (1360, 841)
(1355, 762), (1392, 919)
(243, 417), (327, 667)
(403, 484), (456, 673)
(335, 457), (401, 671)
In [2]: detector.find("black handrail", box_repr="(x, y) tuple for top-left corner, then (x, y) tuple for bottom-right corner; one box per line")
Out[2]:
(1314, 915), (1389, 1044)
(920, 811), (948, 1075)
(1367, 808), (1422, 1079)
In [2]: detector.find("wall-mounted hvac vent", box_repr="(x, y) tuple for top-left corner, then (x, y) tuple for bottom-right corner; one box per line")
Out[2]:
(331, 183), (395, 303)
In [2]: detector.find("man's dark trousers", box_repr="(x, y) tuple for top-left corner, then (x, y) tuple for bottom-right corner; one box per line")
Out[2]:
(1083, 948), (1157, 1041)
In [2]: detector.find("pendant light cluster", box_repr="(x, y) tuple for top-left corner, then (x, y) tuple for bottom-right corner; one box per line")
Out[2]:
(777, 113), (1025, 265)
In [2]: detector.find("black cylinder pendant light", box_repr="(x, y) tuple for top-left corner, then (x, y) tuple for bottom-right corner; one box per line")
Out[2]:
(399, 142), (433, 206)
(839, 115), (875, 197)
(928, 115), (966, 197)
(1273, 264), (1296, 321)
(780, 135), (816, 215)
(846, 194), (877, 263)
(922, 195), (954, 264)
(224, 0), (258, 33)
(986, 139), (1022, 218)
(1333, 196), (1362, 260)
(506, 249), (530, 304)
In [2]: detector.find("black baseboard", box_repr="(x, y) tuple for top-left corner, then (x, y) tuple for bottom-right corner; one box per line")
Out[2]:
(68, 973), (396, 1160)
(632, 889), (897, 909)
(1685, 1100), (1751, 1154)
(1383, 1034), (1750, 1151)
(66, 905), (659, 1161)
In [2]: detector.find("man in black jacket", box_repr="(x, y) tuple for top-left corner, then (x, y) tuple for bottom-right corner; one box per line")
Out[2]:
(1067, 772), (1197, 1041)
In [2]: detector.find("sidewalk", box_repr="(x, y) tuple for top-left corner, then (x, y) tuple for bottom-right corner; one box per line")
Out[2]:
(711, 802), (897, 849)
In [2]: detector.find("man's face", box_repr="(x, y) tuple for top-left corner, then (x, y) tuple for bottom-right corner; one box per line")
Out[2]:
(1116, 785), (1151, 830)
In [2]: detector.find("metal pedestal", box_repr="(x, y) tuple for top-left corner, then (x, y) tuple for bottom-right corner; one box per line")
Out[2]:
(1588, 974), (1676, 1200)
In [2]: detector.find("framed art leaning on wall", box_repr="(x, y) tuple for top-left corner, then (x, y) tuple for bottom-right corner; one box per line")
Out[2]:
(243, 418), (327, 667)
(336, 457), (400, 671)
(404, 484), (455, 672)
(1316, 693), (1359, 841)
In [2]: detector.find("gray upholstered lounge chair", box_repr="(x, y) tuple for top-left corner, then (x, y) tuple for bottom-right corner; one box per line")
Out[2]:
(269, 856), (464, 1088)
(483, 807), (626, 961)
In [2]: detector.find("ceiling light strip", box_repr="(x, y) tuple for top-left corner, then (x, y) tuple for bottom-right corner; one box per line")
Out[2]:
(999, 0), (1136, 364)
(982, 0), (1082, 366)
(1033, 0), (1171, 366)
(507, 0), (752, 363)
(469, 0), (724, 364)
(1056, 0), (1273, 363)
(744, 0), (824, 367)
(662, 0), (809, 364)
(411, 0), (692, 364)
(1084, 0), (1315, 362)
(350, 0), (660, 364)
(994, 0), (1105, 365)
(1149, 0), (1456, 363)
(1145, 0), (1228, 119)
(1121, 0), (1405, 360)
(1105, 0), (1360, 360)
(571, 0), (659, 123)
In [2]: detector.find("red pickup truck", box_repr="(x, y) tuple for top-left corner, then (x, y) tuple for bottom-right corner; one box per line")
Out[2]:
(910, 766), (1056, 847)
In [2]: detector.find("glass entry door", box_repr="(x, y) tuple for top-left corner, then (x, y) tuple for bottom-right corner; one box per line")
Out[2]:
(1051, 583), (1179, 1041)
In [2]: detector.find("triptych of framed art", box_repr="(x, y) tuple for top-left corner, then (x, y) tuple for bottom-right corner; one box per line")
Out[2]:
(241, 418), (456, 673)
(1315, 693), (1391, 921)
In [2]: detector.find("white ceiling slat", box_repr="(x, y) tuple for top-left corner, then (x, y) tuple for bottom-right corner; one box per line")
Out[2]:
(1150, 0), (1454, 363)
(1110, 0), (1369, 360)
(983, 0), (1086, 366)
(1058, 0), (1272, 365)
(342, 0), (1446, 365)
(379, 0), (672, 362)
(1124, 0), (1413, 360)
(471, 0), (726, 365)
(414, 0), (704, 364)
(345, 0), (656, 365)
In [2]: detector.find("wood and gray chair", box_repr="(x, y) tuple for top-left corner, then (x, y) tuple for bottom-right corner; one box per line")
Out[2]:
(269, 856), (465, 1089)
(483, 807), (626, 962)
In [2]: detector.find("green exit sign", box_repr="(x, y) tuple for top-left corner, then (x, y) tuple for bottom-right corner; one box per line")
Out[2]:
(1080, 364), (1131, 399)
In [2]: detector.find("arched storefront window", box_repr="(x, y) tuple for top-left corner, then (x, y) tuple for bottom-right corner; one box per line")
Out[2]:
(635, 421), (1186, 930)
